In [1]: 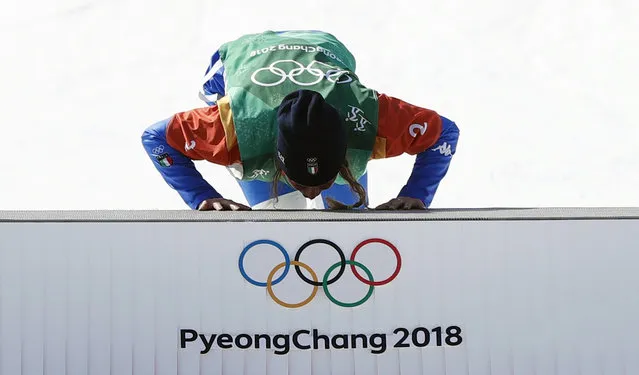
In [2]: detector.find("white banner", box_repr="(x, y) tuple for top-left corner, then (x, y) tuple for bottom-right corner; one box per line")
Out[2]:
(1, 219), (638, 375)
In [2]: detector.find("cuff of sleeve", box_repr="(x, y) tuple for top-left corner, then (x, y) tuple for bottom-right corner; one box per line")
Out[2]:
(398, 185), (429, 206)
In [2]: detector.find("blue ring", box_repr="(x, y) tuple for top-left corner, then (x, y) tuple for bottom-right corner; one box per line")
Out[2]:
(238, 240), (290, 287)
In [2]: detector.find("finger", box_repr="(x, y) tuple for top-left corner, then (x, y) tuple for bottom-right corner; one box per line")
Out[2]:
(388, 199), (403, 209)
(228, 201), (251, 211)
(233, 202), (252, 210)
(230, 203), (250, 211)
(221, 200), (252, 211)
(402, 200), (425, 210)
(377, 201), (399, 210)
(198, 201), (214, 211)
(213, 201), (223, 210)
(375, 202), (393, 210)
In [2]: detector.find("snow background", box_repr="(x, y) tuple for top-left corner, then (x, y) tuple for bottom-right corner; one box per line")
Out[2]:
(2, 0), (637, 210)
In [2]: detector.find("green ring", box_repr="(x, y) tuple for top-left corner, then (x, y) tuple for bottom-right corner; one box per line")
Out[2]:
(322, 260), (374, 308)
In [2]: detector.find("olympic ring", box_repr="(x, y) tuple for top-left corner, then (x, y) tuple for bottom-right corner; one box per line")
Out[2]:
(267, 261), (318, 309)
(323, 260), (374, 308)
(152, 145), (164, 155)
(251, 59), (353, 87)
(350, 238), (401, 286)
(238, 238), (401, 308)
(239, 240), (290, 287)
(294, 239), (345, 286)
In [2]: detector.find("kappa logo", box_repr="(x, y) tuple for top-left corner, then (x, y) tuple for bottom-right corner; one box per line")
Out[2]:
(432, 142), (453, 156)
(250, 169), (269, 178)
(185, 140), (196, 151)
(251, 60), (353, 87)
(345, 105), (370, 132)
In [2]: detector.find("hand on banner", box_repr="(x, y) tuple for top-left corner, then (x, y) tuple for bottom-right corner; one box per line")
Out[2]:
(198, 198), (252, 211)
(374, 197), (426, 210)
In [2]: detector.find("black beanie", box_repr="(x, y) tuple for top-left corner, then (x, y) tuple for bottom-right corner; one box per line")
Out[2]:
(276, 89), (347, 186)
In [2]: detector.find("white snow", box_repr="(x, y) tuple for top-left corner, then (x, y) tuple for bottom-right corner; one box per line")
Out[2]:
(1, 0), (637, 209)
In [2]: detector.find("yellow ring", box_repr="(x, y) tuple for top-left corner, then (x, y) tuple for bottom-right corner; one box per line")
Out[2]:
(266, 261), (318, 308)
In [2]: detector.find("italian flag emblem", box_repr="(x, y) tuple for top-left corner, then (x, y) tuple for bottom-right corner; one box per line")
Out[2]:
(156, 153), (173, 167)
(306, 157), (319, 175)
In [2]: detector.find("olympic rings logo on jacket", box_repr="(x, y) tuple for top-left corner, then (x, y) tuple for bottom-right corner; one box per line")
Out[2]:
(238, 238), (401, 308)
(250, 60), (354, 87)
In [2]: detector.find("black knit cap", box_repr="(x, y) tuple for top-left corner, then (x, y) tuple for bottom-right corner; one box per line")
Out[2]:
(276, 89), (347, 186)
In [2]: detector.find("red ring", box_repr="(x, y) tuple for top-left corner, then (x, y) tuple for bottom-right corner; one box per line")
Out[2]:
(349, 238), (401, 286)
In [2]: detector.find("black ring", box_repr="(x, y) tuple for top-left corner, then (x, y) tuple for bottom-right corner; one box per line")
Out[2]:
(294, 239), (346, 286)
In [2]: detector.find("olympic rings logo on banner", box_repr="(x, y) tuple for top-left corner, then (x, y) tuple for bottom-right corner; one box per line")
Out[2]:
(238, 238), (401, 309)
(250, 60), (354, 87)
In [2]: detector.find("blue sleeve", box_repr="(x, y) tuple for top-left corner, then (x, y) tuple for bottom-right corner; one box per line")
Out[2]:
(198, 51), (226, 106)
(397, 116), (460, 207)
(141, 118), (223, 210)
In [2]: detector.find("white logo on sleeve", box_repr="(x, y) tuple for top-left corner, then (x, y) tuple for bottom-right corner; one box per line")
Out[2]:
(185, 140), (196, 151)
(151, 145), (164, 155)
(345, 105), (370, 132)
(409, 122), (428, 137)
(249, 169), (270, 178)
(432, 142), (453, 156)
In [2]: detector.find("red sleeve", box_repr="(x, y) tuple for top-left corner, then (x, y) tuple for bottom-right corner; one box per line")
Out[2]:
(374, 93), (443, 159)
(165, 104), (240, 166)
